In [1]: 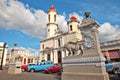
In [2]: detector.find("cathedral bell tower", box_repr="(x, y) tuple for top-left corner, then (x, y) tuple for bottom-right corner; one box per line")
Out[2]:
(47, 5), (58, 38)
(67, 15), (80, 33)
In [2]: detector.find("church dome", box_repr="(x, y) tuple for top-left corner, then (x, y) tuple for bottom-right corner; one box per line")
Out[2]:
(70, 16), (77, 21)
(49, 5), (56, 11)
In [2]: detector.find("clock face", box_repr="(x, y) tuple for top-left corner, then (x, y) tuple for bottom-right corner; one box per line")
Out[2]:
(82, 29), (96, 49)
(84, 37), (92, 48)
(84, 36), (95, 49)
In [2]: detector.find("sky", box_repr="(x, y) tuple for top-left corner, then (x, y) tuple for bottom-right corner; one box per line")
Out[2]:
(0, 0), (120, 50)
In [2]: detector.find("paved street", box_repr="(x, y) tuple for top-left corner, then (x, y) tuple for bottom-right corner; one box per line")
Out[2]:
(0, 69), (60, 80)
(109, 74), (120, 80)
(0, 69), (120, 80)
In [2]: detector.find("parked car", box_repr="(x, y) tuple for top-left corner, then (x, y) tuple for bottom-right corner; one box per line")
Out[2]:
(116, 69), (120, 77)
(21, 63), (36, 72)
(105, 60), (120, 73)
(44, 65), (60, 74)
(28, 63), (36, 66)
(27, 61), (54, 72)
(21, 65), (28, 72)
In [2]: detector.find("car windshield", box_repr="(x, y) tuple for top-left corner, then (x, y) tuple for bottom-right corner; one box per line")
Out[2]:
(37, 61), (53, 65)
(105, 59), (111, 64)
(28, 63), (35, 66)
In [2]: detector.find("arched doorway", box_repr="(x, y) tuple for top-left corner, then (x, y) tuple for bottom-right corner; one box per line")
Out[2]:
(47, 54), (50, 61)
(58, 51), (61, 63)
(28, 59), (30, 64)
(24, 58), (26, 65)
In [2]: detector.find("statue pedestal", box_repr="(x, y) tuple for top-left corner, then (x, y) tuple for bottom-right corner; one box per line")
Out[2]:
(8, 62), (22, 74)
(62, 12), (109, 80)
(62, 49), (109, 80)
(62, 67), (109, 80)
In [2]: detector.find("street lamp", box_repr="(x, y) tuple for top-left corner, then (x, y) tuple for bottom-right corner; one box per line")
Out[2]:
(0, 42), (7, 70)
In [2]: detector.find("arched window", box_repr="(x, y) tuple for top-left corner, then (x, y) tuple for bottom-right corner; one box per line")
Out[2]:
(70, 25), (72, 31)
(58, 51), (61, 63)
(48, 15), (50, 22)
(24, 58), (26, 64)
(54, 15), (56, 22)
(58, 39), (61, 47)
(42, 44), (44, 49)
(47, 54), (50, 60)
(31, 59), (33, 63)
(28, 59), (30, 63)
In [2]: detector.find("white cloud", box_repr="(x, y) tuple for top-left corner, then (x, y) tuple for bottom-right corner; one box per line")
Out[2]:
(27, 48), (39, 57)
(57, 14), (67, 31)
(99, 23), (120, 42)
(1, 0), (120, 43)
(56, 12), (83, 32)
(69, 12), (83, 22)
(0, 0), (68, 39)
(0, 0), (50, 39)
(0, 0), (84, 40)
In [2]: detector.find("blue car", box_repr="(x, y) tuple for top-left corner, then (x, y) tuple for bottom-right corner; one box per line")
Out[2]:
(27, 61), (54, 72)
(105, 59), (120, 73)
(105, 63), (113, 73)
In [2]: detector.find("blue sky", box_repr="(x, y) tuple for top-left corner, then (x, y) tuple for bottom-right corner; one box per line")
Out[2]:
(0, 0), (120, 50)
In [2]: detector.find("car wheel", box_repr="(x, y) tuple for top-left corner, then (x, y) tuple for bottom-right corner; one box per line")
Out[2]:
(112, 68), (119, 74)
(48, 70), (53, 74)
(30, 69), (35, 72)
(112, 68), (116, 74)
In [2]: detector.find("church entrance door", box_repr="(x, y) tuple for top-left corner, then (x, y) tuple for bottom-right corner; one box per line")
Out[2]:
(47, 54), (50, 60)
(58, 51), (61, 63)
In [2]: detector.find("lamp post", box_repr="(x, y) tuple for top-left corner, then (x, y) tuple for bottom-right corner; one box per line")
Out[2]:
(0, 43), (7, 70)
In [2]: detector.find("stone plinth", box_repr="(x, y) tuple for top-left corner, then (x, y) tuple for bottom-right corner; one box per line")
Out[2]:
(8, 62), (22, 74)
(61, 49), (110, 80)
(62, 49), (109, 80)
(62, 12), (110, 80)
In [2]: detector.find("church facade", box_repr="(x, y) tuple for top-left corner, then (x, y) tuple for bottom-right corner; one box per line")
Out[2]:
(39, 5), (82, 64)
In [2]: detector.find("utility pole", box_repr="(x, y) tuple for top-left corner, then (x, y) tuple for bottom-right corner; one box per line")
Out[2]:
(0, 43), (7, 70)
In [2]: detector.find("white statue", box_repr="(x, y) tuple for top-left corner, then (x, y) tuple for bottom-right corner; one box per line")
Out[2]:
(64, 41), (84, 56)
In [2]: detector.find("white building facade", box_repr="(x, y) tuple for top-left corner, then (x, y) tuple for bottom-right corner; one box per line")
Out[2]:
(8, 44), (39, 65)
(40, 6), (82, 64)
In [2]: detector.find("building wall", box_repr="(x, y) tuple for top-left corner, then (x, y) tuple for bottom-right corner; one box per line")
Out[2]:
(39, 6), (85, 64)
(6, 53), (10, 66)
(47, 7), (58, 38)
(68, 22), (80, 33)
(7, 47), (39, 65)
(48, 11), (57, 23)
(40, 31), (82, 64)
(101, 39), (120, 62)
(47, 24), (58, 38)
(40, 34), (120, 63)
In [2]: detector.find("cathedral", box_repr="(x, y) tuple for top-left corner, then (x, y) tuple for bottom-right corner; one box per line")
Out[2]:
(39, 5), (82, 64)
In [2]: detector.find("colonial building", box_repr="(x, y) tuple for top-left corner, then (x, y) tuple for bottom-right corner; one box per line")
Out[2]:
(40, 6), (120, 64)
(6, 44), (39, 65)
(101, 39), (120, 62)
(40, 5), (82, 64)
